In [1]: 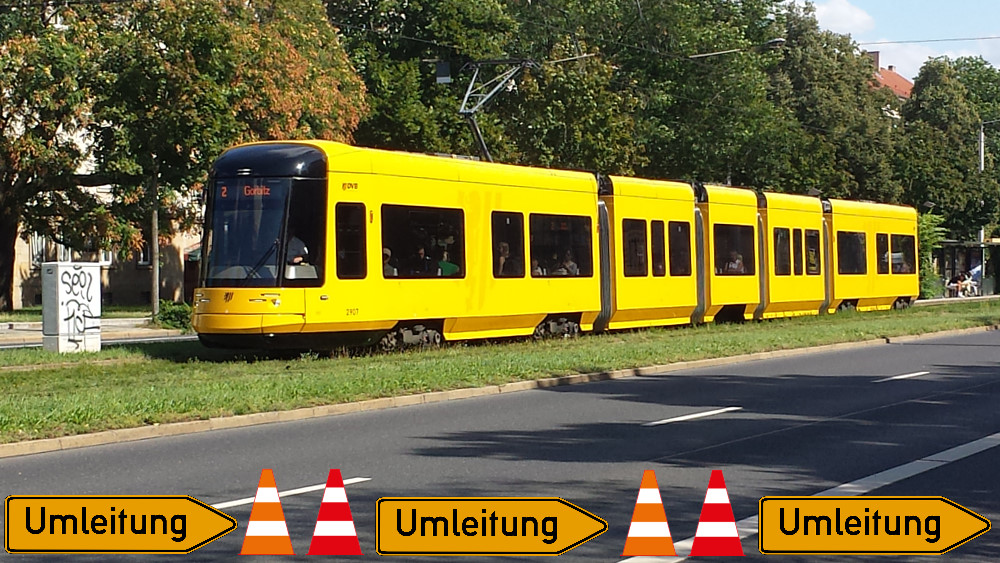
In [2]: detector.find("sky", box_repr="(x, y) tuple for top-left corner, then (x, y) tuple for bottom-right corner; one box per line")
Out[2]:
(802, 0), (1000, 80)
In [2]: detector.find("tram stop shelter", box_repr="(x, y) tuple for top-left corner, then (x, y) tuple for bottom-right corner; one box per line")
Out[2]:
(934, 239), (1000, 296)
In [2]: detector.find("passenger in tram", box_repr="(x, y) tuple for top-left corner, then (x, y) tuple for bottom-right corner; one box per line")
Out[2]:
(530, 258), (544, 277)
(806, 247), (820, 272)
(383, 248), (397, 277)
(496, 241), (522, 276)
(552, 250), (579, 276)
(723, 250), (745, 274)
(437, 249), (459, 276)
(408, 245), (436, 276)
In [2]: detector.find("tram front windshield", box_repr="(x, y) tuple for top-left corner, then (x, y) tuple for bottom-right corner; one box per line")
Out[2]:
(203, 178), (290, 287)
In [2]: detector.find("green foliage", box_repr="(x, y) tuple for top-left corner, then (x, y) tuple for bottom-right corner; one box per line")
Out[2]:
(762, 4), (901, 200)
(0, 0), (367, 311)
(89, 0), (242, 249)
(898, 58), (999, 239)
(330, 0), (514, 155)
(499, 40), (643, 173)
(229, 0), (366, 142)
(153, 300), (192, 331)
(917, 213), (947, 298)
(953, 56), (1000, 237)
(0, 6), (104, 309)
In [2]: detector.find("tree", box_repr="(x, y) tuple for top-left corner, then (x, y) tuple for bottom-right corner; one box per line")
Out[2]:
(953, 56), (1000, 235)
(763, 3), (901, 200)
(917, 212), (946, 298)
(89, 0), (245, 314)
(897, 58), (997, 238)
(230, 0), (366, 142)
(329, 0), (515, 155)
(0, 6), (105, 310)
(89, 0), (366, 313)
(497, 40), (642, 174)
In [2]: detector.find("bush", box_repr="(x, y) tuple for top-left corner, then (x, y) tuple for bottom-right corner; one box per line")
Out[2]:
(154, 300), (192, 331)
(918, 213), (947, 299)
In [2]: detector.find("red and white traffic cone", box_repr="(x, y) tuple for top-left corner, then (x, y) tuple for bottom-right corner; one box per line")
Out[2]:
(689, 470), (743, 556)
(308, 469), (362, 555)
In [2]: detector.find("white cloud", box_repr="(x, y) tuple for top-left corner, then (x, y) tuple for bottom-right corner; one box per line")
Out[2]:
(867, 42), (938, 81)
(870, 40), (1000, 82)
(814, 0), (875, 35)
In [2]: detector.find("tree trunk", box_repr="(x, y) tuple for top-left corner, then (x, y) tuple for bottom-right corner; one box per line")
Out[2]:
(0, 207), (19, 312)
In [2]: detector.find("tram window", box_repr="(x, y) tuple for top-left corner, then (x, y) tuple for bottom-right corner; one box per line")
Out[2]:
(336, 203), (366, 279)
(283, 179), (326, 287)
(876, 233), (889, 274)
(205, 178), (292, 287)
(623, 219), (648, 277)
(837, 231), (867, 275)
(793, 229), (803, 275)
(714, 224), (755, 276)
(668, 221), (692, 276)
(492, 212), (525, 278)
(805, 229), (821, 275)
(529, 214), (593, 277)
(651, 221), (666, 277)
(774, 228), (791, 276)
(891, 234), (916, 274)
(381, 204), (465, 278)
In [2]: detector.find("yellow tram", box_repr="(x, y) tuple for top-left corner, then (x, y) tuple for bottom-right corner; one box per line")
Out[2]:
(193, 141), (919, 350)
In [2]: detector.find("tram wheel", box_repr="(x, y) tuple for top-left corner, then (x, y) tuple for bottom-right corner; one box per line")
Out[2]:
(378, 329), (400, 352)
(422, 328), (443, 347)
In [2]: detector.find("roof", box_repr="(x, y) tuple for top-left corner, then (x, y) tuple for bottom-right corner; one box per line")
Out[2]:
(875, 67), (912, 99)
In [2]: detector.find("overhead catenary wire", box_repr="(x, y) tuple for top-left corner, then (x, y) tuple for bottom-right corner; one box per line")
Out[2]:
(860, 36), (1000, 46)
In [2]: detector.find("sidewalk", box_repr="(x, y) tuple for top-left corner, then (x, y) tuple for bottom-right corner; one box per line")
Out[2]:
(913, 294), (1000, 306)
(0, 317), (184, 347)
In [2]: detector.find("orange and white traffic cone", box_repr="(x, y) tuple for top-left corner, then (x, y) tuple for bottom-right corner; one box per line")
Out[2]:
(689, 470), (743, 556)
(240, 469), (295, 555)
(308, 469), (362, 555)
(621, 470), (676, 556)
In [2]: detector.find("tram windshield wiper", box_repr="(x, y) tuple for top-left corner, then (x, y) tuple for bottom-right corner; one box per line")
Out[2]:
(241, 239), (278, 285)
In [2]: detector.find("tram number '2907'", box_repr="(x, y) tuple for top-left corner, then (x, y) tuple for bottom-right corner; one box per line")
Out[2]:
(346, 308), (359, 316)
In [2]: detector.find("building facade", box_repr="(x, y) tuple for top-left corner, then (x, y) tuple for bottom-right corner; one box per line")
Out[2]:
(11, 229), (201, 308)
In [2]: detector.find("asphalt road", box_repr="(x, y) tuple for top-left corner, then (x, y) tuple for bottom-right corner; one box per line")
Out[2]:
(1, 330), (997, 562)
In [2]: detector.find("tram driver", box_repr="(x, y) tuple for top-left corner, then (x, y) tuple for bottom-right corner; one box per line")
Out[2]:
(286, 227), (308, 264)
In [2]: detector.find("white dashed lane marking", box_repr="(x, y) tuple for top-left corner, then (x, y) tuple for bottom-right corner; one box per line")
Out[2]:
(643, 407), (743, 427)
(212, 477), (371, 510)
(874, 371), (930, 383)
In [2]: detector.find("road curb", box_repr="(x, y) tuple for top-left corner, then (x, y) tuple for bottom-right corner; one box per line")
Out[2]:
(0, 323), (997, 459)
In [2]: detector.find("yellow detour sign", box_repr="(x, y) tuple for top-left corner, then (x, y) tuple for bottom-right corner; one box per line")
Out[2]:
(376, 497), (607, 556)
(5, 495), (237, 554)
(759, 496), (991, 554)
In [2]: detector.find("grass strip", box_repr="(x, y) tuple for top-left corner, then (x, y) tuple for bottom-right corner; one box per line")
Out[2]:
(0, 300), (996, 444)
(0, 305), (151, 323)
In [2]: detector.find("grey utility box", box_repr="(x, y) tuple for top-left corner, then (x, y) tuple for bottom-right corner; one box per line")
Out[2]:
(42, 262), (101, 353)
